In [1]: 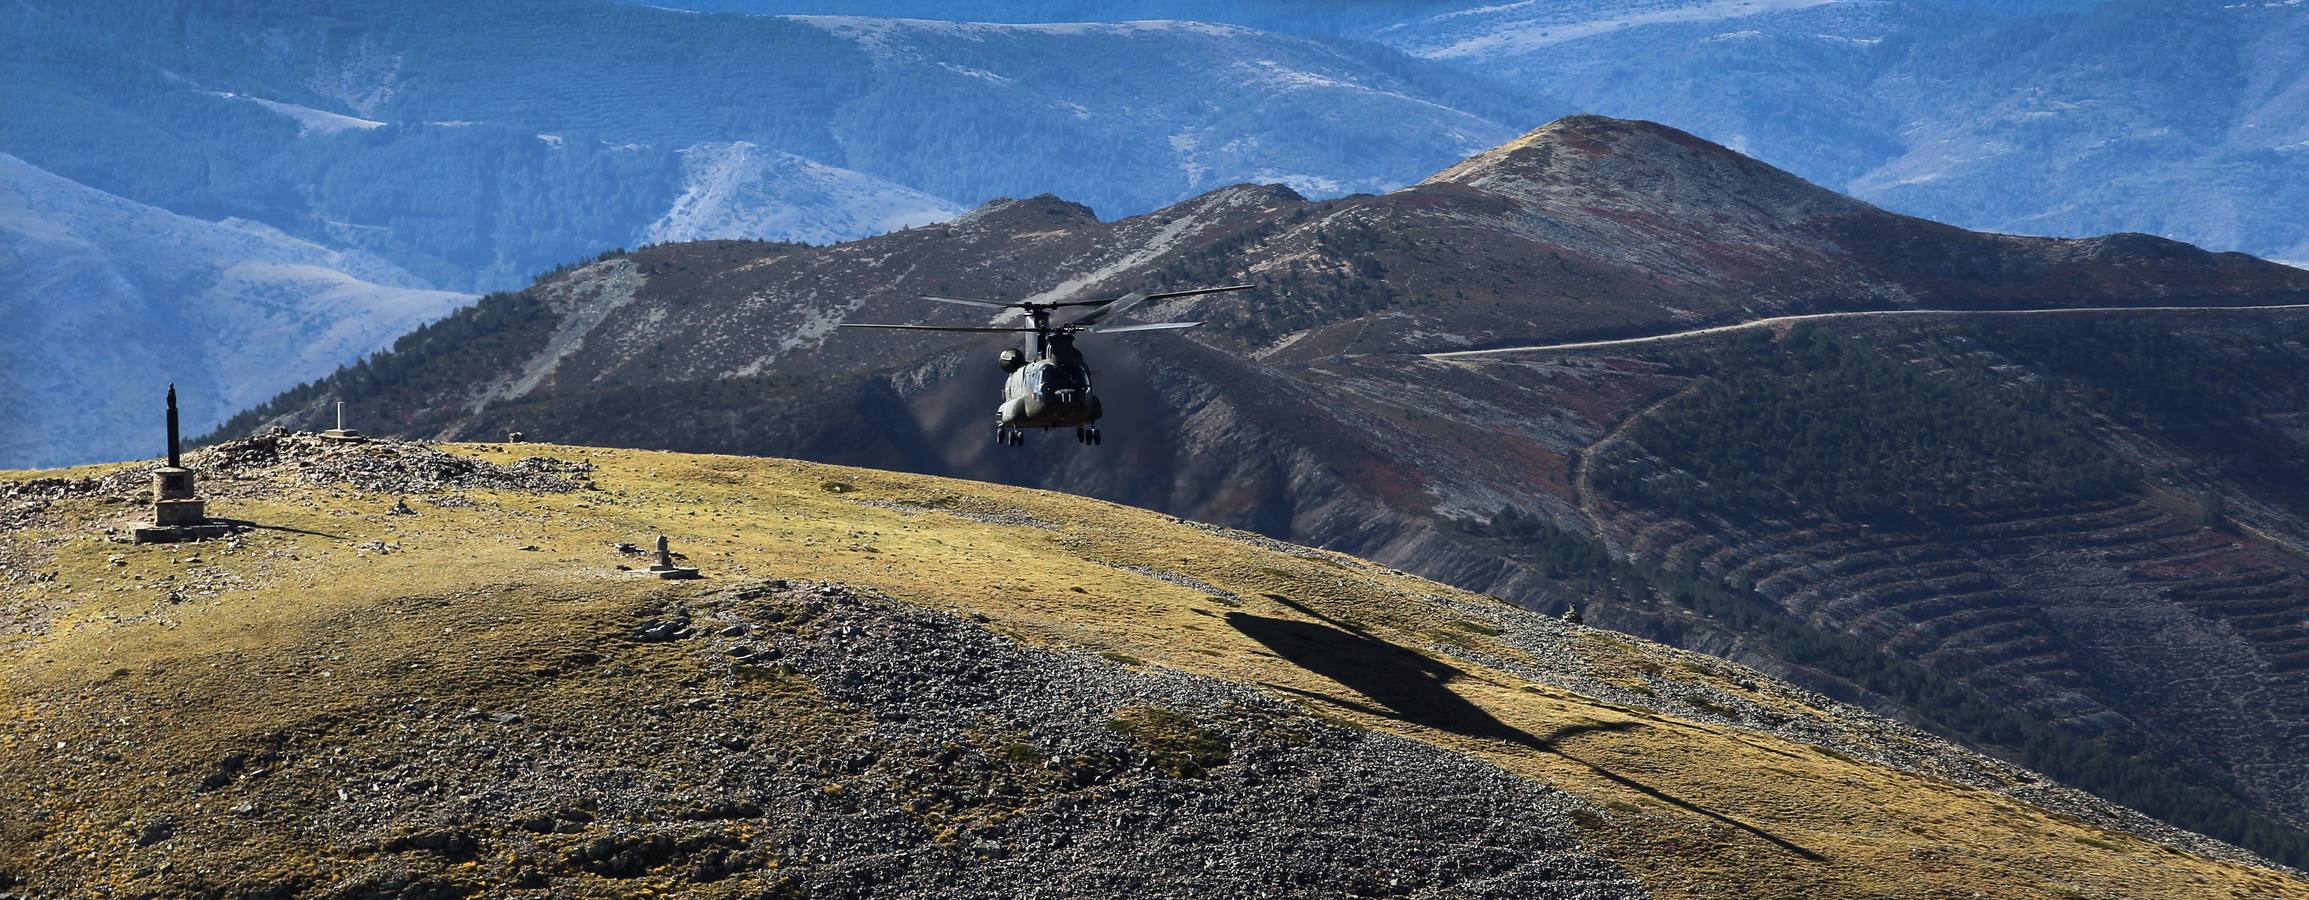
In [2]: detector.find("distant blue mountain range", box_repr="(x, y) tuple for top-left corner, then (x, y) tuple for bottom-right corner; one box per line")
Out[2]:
(5, 0), (1553, 291)
(668, 0), (2309, 266)
(0, 0), (1555, 465)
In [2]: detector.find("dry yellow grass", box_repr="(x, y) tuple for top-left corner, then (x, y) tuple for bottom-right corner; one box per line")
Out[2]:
(4, 443), (2303, 898)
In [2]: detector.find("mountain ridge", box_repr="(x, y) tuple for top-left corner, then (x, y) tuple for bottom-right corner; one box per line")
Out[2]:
(198, 116), (2309, 864)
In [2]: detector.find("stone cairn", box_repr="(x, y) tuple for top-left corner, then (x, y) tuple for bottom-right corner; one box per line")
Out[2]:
(134, 384), (232, 543)
(643, 535), (702, 580)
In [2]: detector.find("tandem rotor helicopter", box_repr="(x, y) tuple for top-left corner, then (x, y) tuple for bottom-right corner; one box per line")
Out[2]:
(839, 284), (1252, 446)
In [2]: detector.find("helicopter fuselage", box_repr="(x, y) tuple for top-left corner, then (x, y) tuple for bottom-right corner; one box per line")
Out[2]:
(997, 333), (1101, 428)
(838, 282), (1247, 446)
(999, 360), (1102, 428)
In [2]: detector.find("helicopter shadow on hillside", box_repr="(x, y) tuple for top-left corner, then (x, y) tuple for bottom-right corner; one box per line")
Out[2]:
(1227, 594), (1823, 861)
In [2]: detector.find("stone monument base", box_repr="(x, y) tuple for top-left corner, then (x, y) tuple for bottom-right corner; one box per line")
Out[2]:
(133, 522), (234, 544)
(643, 564), (702, 580)
(153, 497), (206, 526)
(320, 428), (367, 442)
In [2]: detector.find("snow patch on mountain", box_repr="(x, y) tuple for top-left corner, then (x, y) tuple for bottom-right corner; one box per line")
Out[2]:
(1243, 170), (1345, 197)
(938, 62), (1010, 82)
(1170, 130), (1210, 187)
(642, 143), (963, 247)
(792, 16), (1253, 43)
(1396, 0), (1839, 58)
(204, 91), (385, 137)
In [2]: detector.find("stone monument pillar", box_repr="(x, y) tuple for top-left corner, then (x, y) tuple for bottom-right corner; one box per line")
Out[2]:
(321, 400), (367, 442)
(643, 534), (701, 579)
(135, 384), (230, 543)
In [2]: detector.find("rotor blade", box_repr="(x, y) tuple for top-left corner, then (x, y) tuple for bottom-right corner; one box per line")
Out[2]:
(837, 323), (1036, 333)
(921, 294), (1114, 311)
(1068, 284), (1253, 329)
(918, 294), (1014, 309)
(1144, 283), (1254, 301)
(1088, 321), (1202, 334)
(1062, 291), (1149, 329)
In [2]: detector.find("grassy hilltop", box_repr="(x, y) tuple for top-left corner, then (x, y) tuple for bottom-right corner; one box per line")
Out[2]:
(2, 434), (2302, 898)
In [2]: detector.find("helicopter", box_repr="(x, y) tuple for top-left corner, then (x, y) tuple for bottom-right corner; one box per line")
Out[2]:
(839, 283), (1252, 446)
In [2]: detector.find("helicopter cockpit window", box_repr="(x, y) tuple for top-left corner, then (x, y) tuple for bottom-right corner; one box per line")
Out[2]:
(1029, 364), (1090, 398)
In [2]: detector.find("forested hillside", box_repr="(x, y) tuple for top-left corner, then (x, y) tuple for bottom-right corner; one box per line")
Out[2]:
(1596, 327), (2139, 525)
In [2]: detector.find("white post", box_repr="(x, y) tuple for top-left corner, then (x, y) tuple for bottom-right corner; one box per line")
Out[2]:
(336, 401), (346, 432)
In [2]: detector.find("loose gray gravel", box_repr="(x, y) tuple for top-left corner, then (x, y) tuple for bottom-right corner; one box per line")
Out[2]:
(686, 580), (1647, 899)
(24, 579), (1646, 899)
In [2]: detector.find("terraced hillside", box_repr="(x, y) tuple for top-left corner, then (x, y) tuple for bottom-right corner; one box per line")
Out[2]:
(1547, 315), (2309, 840)
(2, 435), (2302, 897)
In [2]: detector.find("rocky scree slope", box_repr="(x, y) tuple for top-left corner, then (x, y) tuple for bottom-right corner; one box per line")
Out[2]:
(208, 115), (2309, 860)
(2, 435), (2303, 897)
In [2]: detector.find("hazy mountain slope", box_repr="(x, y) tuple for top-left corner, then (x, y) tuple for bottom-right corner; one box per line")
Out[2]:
(206, 116), (2309, 861)
(0, 155), (470, 469)
(642, 143), (965, 247)
(667, 0), (2309, 263)
(1375, 0), (2309, 263)
(2, 436), (2299, 897)
(3, 0), (1557, 286)
(626, 0), (1449, 32)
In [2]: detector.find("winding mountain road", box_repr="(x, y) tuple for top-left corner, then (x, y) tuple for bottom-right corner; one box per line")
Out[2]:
(1423, 302), (2309, 359)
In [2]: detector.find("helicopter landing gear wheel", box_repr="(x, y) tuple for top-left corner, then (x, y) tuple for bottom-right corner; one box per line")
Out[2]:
(1090, 427), (1102, 445)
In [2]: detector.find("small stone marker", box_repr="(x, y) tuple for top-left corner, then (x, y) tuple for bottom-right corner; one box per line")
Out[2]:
(135, 384), (232, 544)
(643, 535), (701, 579)
(320, 400), (367, 442)
(1561, 604), (1584, 626)
(507, 431), (526, 444)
